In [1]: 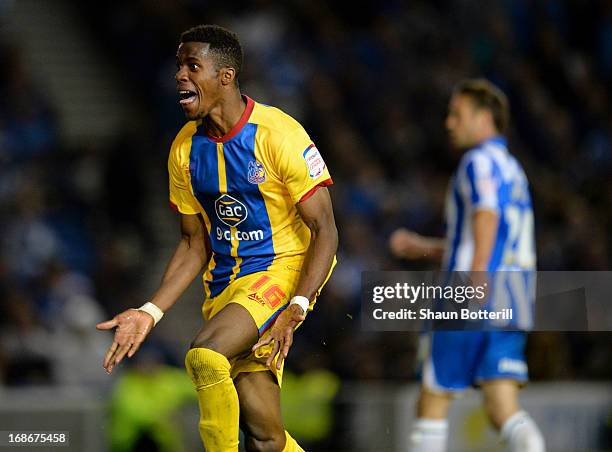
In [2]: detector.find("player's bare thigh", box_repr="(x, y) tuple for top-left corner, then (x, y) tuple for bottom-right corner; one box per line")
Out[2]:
(190, 303), (259, 360)
(480, 378), (521, 429)
(235, 370), (286, 452)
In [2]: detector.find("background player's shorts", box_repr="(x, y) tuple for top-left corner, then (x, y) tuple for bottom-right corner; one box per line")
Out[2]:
(202, 257), (335, 385)
(421, 330), (528, 393)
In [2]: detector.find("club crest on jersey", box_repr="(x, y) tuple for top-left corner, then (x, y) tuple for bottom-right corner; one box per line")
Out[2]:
(248, 160), (266, 184)
(303, 144), (325, 179)
(215, 194), (248, 227)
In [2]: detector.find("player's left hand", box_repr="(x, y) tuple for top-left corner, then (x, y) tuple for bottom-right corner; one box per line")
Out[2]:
(251, 304), (306, 370)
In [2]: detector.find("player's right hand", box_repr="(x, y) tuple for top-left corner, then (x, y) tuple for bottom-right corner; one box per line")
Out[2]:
(251, 304), (306, 371)
(389, 228), (428, 259)
(96, 309), (154, 374)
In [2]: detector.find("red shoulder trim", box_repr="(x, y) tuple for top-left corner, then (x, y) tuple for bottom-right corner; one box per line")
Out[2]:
(299, 178), (333, 202)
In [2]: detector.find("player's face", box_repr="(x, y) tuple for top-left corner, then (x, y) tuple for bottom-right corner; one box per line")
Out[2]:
(445, 94), (483, 150)
(175, 42), (222, 120)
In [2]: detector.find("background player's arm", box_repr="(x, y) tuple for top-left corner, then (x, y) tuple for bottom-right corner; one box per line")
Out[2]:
(389, 228), (445, 261)
(466, 153), (500, 271)
(97, 213), (210, 373)
(471, 209), (498, 271)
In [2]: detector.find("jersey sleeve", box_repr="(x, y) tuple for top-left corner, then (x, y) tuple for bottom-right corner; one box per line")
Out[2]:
(168, 135), (201, 215)
(274, 127), (333, 204)
(464, 152), (499, 212)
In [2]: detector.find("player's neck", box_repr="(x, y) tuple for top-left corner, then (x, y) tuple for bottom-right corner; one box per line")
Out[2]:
(474, 129), (500, 146)
(205, 91), (246, 138)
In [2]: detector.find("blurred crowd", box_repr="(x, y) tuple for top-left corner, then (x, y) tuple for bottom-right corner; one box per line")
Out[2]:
(1, 0), (611, 396)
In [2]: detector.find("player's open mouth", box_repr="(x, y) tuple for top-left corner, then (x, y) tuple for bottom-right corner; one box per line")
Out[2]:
(179, 90), (197, 105)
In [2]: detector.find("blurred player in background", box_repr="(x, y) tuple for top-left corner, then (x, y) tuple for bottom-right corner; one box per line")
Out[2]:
(390, 79), (545, 452)
(97, 25), (337, 451)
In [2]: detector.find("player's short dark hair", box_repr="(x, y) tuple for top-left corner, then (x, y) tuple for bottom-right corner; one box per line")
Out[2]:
(180, 25), (243, 78)
(453, 79), (510, 134)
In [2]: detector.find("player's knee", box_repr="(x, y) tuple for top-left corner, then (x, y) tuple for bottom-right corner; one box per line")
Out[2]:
(184, 347), (231, 388)
(189, 334), (219, 352)
(244, 431), (286, 452)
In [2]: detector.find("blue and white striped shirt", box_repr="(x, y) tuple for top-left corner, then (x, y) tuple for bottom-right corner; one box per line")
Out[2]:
(443, 136), (536, 328)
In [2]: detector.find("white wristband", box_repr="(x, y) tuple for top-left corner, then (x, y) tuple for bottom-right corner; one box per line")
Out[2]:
(138, 302), (164, 326)
(289, 296), (310, 315)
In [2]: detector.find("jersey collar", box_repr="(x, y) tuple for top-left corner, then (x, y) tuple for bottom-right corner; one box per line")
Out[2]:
(483, 135), (507, 148)
(206, 95), (255, 143)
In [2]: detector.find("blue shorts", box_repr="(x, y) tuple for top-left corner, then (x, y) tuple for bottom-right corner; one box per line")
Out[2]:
(421, 331), (528, 392)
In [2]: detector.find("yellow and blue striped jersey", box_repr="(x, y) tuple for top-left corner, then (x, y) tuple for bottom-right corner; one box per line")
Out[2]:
(168, 95), (332, 299)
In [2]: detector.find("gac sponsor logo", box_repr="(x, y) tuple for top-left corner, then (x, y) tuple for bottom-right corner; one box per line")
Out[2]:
(215, 194), (248, 227)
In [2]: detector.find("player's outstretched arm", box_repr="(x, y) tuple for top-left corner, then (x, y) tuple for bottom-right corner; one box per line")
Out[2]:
(96, 213), (210, 373)
(253, 187), (338, 370)
(389, 228), (446, 261)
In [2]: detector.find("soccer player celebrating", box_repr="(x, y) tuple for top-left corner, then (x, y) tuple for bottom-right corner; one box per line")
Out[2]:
(97, 25), (337, 452)
(390, 79), (545, 452)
